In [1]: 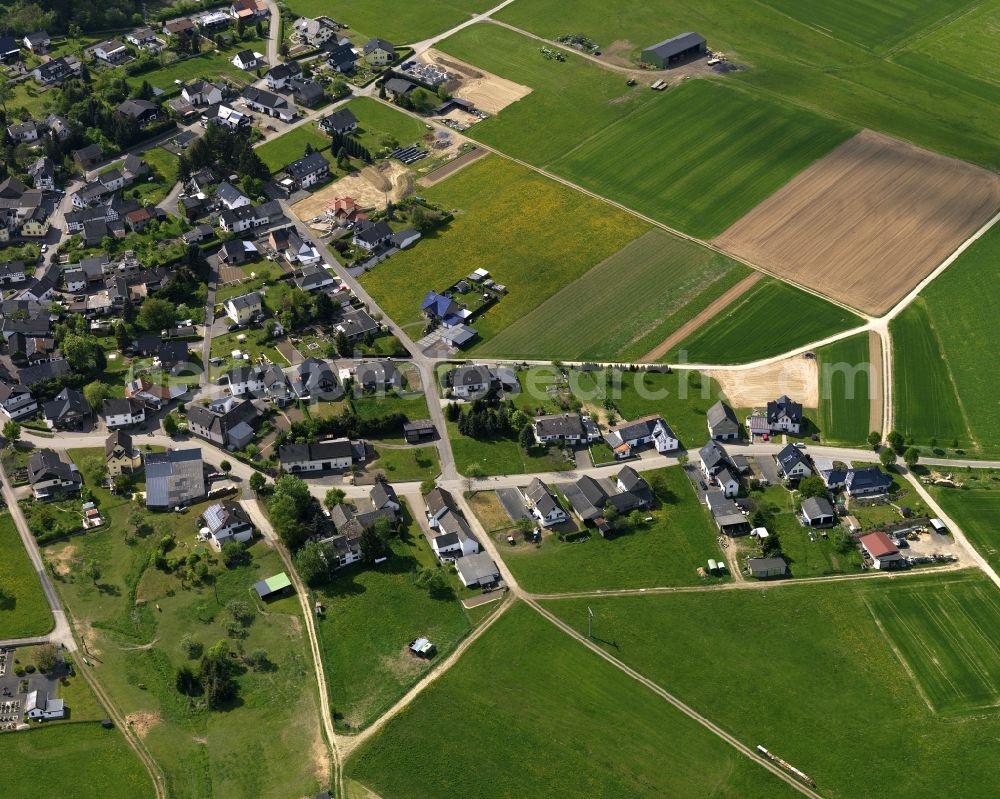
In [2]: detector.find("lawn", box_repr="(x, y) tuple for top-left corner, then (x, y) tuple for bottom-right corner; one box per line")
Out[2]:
(0, 724), (155, 799)
(893, 224), (1000, 457)
(544, 570), (1000, 799)
(360, 155), (647, 343)
(351, 387), (429, 424)
(891, 300), (972, 451)
(816, 333), (874, 445)
(346, 602), (801, 799)
(345, 96), (430, 153)
(549, 79), (856, 238)
(490, 467), (731, 592)
(214, 259), (284, 304)
(313, 504), (471, 730)
(670, 279), (864, 364)
(255, 123), (331, 174)
(494, 0), (1000, 170)
(286, 0), (493, 43)
(126, 36), (269, 93)
(368, 445), (440, 481)
(926, 476), (1000, 575)
(133, 146), (179, 205)
(42, 460), (326, 799)
(209, 330), (287, 376)
(447, 421), (575, 477)
(479, 229), (752, 361)
(0, 513), (52, 638)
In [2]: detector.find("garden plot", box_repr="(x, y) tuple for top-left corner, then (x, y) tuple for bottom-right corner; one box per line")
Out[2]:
(714, 130), (1000, 316)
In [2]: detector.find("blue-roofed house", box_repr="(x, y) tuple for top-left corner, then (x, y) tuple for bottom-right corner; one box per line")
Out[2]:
(421, 291), (469, 328)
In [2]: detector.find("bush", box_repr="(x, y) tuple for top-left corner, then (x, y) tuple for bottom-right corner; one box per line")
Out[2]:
(180, 634), (203, 660)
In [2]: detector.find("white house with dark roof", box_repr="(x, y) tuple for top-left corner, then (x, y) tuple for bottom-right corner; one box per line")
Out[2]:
(319, 108), (357, 135)
(775, 444), (812, 481)
(446, 363), (493, 399)
(521, 478), (566, 527)
(28, 449), (82, 499)
(845, 467), (893, 498)
(102, 397), (145, 428)
(201, 500), (254, 550)
(25, 690), (65, 720)
(0, 381), (38, 420)
(604, 414), (678, 458)
(533, 413), (600, 445)
(278, 438), (362, 472)
(766, 395), (803, 434)
(801, 495), (835, 527)
(284, 151), (329, 189)
(215, 181), (250, 210)
(93, 39), (130, 64)
(231, 49), (259, 70)
(455, 552), (500, 588)
(242, 86), (296, 121)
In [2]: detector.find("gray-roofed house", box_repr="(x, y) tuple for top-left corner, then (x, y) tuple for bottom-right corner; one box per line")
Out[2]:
(224, 291), (263, 324)
(446, 363), (493, 399)
(42, 387), (91, 430)
(641, 32), (707, 68)
(201, 500), (254, 550)
(242, 86), (296, 121)
(533, 413), (599, 445)
(325, 42), (357, 73)
(521, 478), (567, 527)
(845, 467), (893, 498)
(289, 77), (325, 107)
(145, 449), (207, 509)
(28, 449), (82, 499)
(775, 444), (812, 481)
(604, 414), (678, 458)
(187, 396), (260, 449)
(117, 98), (159, 126)
(699, 440), (733, 477)
(279, 438), (363, 473)
(431, 509), (479, 560)
(334, 307), (379, 342)
(0, 381), (38, 420)
(106, 430), (142, 476)
(284, 150), (330, 189)
(102, 397), (145, 429)
(801, 495), (836, 527)
(231, 49), (259, 70)
(319, 108), (357, 135)
(455, 552), (500, 588)
(264, 61), (301, 90)
(767, 395), (803, 434)
(363, 37), (395, 65)
(615, 466), (653, 507)
(354, 361), (402, 391)
(216, 181), (250, 210)
(286, 357), (341, 400)
(383, 77), (414, 97)
(707, 400), (740, 440)
(705, 491), (750, 536)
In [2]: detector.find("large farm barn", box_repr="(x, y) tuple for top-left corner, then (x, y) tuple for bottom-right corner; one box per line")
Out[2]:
(641, 32), (707, 68)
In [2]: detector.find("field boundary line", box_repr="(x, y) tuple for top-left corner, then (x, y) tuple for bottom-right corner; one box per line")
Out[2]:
(525, 597), (826, 799)
(863, 598), (936, 713)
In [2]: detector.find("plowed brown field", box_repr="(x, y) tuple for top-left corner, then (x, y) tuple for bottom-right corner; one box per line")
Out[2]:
(714, 130), (1000, 316)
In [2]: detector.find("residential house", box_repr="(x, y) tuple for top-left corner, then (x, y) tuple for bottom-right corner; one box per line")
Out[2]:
(33, 55), (78, 84)
(561, 474), (650, 536)
(116, 98), (159, 126)
(860, 531), (903, 569)
(17, 360), (70, 387)
(325, 42), (357, 74)
(522, 478), (567, 527)
(231, 49), (259, 71)
(24, 690), (66, 721)
(126, 27), (163, 51)
(230, 0), (269, 19)
(93, 39), (130, 64)
(206, 103), (252, 129)
(747, 556), (788, 579)
(294, 263), (334, 291)
(390, 227), (420, 249)
(371, 480), (400, 513)
(533, 413), (600, 445)
(289, 77), (325, 107)
(23, 31), (50, 53)
(156, 340), (190, 370)
(7, 120), (41, 144)
(43, 114), (71, 141)
(431, 510), (479, 560)
(285, 357), (341, 401)
(242, 86), (296, 121)
(144, 449), (206, 509)
(775, 444), (812, 481)
(801, 496), (836, 527)
(187, 396), (259, 449)
(284, 150), (330, 189)
(766, 394), (803, 434)
(264, 61), (300, 90)
(615, 466), (653, 507)
(41, 388), (91, 430)
(293, 16), (341, 47)
(224, 364), (265, 397)
(201, 501), (254, 550)
(218, 200), (278, 233)
(420, 291), (467, 327)
(27, 157), (56, 191)
(163, 18), (196, 38)
(455, 552), (500, 588)
(0, 260), (27, 286)
(354, 361), (402, 392)
(105, 430), (142, 477)
(845, 467), (893, 498)
(279, 438), (364, 473)
(604, 414), (678, 458)
(218, 239), (249, 265)
(182, 80), (224, 107)
(0, 381), (37, 420)
(0, 36), (20, 63)
(705, 491), (750, 536)
(352, 219), (393, 251)
(362, 37), (395, 65)
(224, 291), (263, 324)
(445, 363), (493, 399)
(261, 363), (293, 406)
(102, 397), (146, 428)
(706, 400), (740, 440)
(216, 181), (250, 210)
(334, 307), (379, 342)
(28, 449), (82, 499)
(73, 143), (103, 170)
(699, 440), (733, 478)
(196, 11), (231, 32)
(383, 77), (414, 98)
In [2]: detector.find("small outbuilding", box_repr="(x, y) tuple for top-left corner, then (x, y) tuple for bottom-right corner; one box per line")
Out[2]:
(801, 496), (835, 527)
(747, 556), (788, 579)
(860, 531), (903, 570)
(409, 637), (435, 658)
(641, 32), (707, 68)
(254, 571), (294, 600)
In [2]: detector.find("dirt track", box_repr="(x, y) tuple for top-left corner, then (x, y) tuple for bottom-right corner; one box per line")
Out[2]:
(708, 355), (818, 408)
(640, 273), (762, 362)
(714, 129), (1000, 316)
(419, 147), (488, 187)
(421, 48), (531, 114)
(868, 330), (883, 437)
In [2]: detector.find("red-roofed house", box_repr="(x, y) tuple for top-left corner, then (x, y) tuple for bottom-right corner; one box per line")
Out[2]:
(860, 531), (903, 570)
(327, 196), (368, 224)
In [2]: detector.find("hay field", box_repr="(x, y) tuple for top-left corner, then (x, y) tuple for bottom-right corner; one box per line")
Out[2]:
(715, 130), (1000, 315)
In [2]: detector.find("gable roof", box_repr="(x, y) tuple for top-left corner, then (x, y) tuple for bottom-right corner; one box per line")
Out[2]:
(643, 32), (705, 59)
(860, 530), (898, 559)
(285, 150), (329, 178)
(776, 443), (809, 474)
(699, 439), (732, 472)
(846, 466), (893, 493)
(801, 495), (834, 520)
(767, 394), (803, 424)
(363, 37), (394, 53)
(707, 400), (739, 433)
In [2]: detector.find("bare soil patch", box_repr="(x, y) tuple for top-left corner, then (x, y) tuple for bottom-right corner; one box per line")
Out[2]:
(419, 147), (488, 187)
(50, 543), (77, 577)
(708, 356), (818, 408)
(218, 264), (245, 284)
(868, 330), (883, 436)
(640, 273), (763, 362)
(126, 710), (161, 738)
(311, 735), (331, 785)
(714, 129), (1000, 316)
(290, 162), (413, 221)
(421, 48), (532, 114)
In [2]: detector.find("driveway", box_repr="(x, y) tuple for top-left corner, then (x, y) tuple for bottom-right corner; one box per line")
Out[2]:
(496, 488), (530, 522)
(755, 454), (781, 486)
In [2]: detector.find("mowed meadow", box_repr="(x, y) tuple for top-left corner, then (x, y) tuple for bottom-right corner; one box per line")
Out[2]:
(892, 223), (1000, 456)
(478, 229), (751, 361)
(359, 155), (648, 343)
(347, 602), (802, 799)
(438, 24), (855, 238)
(0, 513), (52, 638)
(816, 333), (875, 445)
(545, 571), (1000, 799)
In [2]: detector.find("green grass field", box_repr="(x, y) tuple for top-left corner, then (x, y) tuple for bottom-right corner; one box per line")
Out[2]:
(255, 123), (331, 173)
(494, 0), (1000, 170)
(368, 445), (440, 481)
(549, 79), (856, 238)
(893, 224), (1000, 457)
(314, 505), (471, 729)
(479, 229), (751, 361)
(891, 300), (972, 451)
(360, 155), (647, 343)
(927, 476), (1000, 574)
(671, 279), (864, 364)
(544, 570), (1000, 799)
(345, 96), (430, 153)
(873, 580), (1000, 713)
(816, 333), (874, 445)
(43, 459), (326, 799)
(126, 38), (267, 93)
(488, 467), (730, 592)
(286, 0), (493, 44)
(447, 421), (575, 477)
(0, 513), (52, 638)
(0, 724), (155, 799)
(347, 601), (801, 799)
